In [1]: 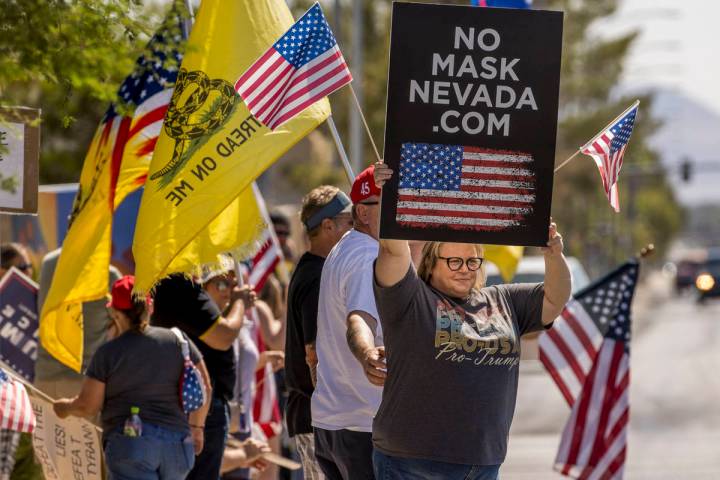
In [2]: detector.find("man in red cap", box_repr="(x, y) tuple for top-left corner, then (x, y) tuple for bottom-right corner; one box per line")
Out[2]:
(311, 165), (385, 479)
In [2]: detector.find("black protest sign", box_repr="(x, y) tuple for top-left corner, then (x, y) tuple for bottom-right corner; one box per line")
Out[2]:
(379, 3), (563, 247)
(0, 267), (39, 382)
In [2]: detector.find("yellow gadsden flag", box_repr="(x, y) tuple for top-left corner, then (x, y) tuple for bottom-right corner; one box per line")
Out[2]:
(132, 0), (330, 293)
(483, 245), (525, 282)
(40, 6), (187, 372)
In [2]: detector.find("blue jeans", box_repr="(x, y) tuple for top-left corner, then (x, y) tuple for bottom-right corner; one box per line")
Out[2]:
(187, 396), (230, 480)
(104, 423), (194, 480)
(373, 450), (500, 480)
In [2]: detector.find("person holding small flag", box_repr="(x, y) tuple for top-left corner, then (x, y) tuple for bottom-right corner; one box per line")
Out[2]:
(54, 275), (211, 480)
(370, 163), (572, 479)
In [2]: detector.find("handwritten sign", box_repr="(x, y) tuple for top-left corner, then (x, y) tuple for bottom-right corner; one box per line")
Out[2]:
(0, 107), (39, 214)
(28, 389), (103, 480)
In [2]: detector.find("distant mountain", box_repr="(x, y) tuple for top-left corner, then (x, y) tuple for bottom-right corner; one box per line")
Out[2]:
(643, 88), (720, 206)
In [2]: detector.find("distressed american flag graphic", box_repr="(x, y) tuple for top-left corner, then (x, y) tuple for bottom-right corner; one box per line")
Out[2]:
(235, 2), (352, 130)
(396, 142), (536, 231)
(539, 261), (638, 479)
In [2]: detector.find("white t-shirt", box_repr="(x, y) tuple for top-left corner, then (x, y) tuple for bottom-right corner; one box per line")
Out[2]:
(311, 229), (383, 432)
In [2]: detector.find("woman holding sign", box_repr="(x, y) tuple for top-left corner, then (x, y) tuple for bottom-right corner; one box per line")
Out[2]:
(371, 163), (571, 479)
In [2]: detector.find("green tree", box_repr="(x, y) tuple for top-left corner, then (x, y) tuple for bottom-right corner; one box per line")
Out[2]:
(0, 0), (173, 183)
(541, 0), (682, 273)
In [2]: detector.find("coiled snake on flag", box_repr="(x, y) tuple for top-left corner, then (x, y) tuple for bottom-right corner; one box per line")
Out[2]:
(150, 68), (237, 182)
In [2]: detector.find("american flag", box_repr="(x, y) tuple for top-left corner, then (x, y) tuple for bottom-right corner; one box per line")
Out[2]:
(539, 261), (639, 479)
(79, 3), (185, 213)
(235, 2), (352, 130)
(580, 102), (639, 213)
(253, 326), (283, 439)
(238, 185), (284, 438)
(396, 143), (536, 231)
(244, 184), (284, 293)
(0, 367), (35, 433)
(472, 0), (532, 7)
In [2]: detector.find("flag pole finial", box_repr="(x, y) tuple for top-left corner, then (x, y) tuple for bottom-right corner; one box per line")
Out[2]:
(637, 243), (655, 259)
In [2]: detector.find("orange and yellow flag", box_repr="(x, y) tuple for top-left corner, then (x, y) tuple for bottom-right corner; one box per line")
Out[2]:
(40, 5), (187, 371)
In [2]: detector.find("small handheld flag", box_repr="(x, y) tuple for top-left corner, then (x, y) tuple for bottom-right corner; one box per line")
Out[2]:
(580, 101), (639, 212)
(235, 2), (352, 130)
(244, 184), (284, 293)
(0, 367), (36, 433)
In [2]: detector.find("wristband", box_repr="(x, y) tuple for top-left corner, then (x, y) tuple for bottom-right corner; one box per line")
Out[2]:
(190, 424), (205, 429)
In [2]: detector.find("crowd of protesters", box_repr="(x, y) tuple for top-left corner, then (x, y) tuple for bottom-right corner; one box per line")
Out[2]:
(2, 160), (572, 480)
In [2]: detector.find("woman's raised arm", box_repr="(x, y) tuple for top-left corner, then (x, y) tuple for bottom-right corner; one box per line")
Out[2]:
(374, 162), (412, 287)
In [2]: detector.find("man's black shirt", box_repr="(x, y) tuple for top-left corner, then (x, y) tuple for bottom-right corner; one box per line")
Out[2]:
(151, 274), (235, 401)
(284, 252), (325, 436)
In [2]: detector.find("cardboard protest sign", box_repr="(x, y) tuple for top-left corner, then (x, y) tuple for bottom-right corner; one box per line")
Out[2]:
(0, 107), (40, 214)
(0, 266), (39, 382)
(27, 388), (103, 480)
(380, 3), (563, 246)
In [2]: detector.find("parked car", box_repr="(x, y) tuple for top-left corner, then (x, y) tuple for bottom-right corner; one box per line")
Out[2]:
(675, 259), (704, 292)
(695, 253), (720, 303)
(484, 256), (590, 294)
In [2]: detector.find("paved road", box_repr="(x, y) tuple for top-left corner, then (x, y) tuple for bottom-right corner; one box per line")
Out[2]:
(502, 279), (720, 479)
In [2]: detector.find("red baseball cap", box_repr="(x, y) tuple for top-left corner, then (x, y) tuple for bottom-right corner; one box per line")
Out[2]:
(350, 165), (381, 204)
(107, 275), (135, 310)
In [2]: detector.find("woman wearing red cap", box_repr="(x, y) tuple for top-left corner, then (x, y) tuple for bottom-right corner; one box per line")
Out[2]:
(54, 275), (212, 480)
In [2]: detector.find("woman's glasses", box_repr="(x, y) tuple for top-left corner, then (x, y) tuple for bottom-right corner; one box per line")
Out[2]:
(438, 256), (483, 272)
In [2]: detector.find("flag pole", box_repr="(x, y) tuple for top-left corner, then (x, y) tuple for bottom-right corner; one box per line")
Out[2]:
(554, 149), (582, 173)
(1, 362), (106, 432)
(182, 0), (195, 37)
(327, 115), (356, 183)
(637, 243), (655, 260)
(554, 100), (640, 174)
(348, 84), (383, 163)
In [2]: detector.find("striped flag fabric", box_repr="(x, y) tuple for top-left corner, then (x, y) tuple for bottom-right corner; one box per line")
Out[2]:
(252, 325), (282, 439)
(396, 142), (536, 231)
(0, 367), (35, 433)
(539, 261), (639, 479)
(235, 2), (352, 130)
(247, 229), (282, 292)
(244, 184), (284, 293)
(580, 101), (639, 212)
(40, 2), (187, 372)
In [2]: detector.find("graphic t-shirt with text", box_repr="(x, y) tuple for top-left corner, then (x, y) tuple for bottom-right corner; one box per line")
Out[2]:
(372, 264), (546, 465)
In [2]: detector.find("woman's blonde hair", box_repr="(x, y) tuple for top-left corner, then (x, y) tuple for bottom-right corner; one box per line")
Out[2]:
(417, 242), (486, 289)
